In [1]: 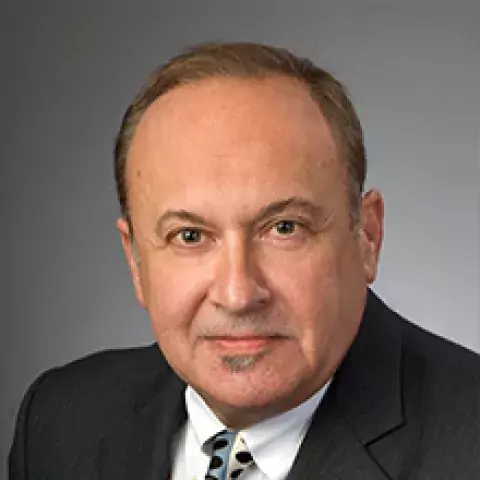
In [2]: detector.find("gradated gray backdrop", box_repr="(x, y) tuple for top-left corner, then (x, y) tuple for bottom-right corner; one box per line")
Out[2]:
(1, 0), (479, 475)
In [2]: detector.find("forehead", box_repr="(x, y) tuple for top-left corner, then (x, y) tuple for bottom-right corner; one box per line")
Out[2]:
(127, 76), (345, 219)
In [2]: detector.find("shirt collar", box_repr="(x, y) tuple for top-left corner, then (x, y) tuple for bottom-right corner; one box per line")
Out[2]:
(185, 381), (331, 479)
(185, 386), (227, 450)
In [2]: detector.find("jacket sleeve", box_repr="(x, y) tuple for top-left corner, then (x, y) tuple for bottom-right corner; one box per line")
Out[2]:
(8, 371), (53, 480)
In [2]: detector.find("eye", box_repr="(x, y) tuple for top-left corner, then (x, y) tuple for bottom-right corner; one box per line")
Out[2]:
(272, 220), (298, 235)
(262, 219), (310, 247)
(169, 228), (205, 245)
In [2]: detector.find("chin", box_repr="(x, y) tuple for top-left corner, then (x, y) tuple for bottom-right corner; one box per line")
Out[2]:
(197, 360), (308, 413)
(204, 382), (292, 413)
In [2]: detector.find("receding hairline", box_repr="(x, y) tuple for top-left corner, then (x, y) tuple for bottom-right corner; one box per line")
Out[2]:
(128, 73), (336, 157)
(124, 74), (346, 217)
(114, 42), (367, 233)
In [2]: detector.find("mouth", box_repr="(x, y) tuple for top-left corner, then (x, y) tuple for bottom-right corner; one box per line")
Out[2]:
(204, 335), (285, 352)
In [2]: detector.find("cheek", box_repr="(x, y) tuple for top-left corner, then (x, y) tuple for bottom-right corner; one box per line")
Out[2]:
(140, 258), (209, 338)
(271, 249), (339, 332)
(269, 241), (363, 362)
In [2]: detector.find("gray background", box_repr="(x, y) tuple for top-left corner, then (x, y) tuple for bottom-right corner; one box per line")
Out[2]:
(1, 0), (479, 476)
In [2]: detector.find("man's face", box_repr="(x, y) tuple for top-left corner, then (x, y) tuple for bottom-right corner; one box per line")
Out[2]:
(118, 76), (383, 426)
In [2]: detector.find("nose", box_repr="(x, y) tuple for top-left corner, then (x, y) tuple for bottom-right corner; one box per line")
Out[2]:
(207, 235), (271, 314)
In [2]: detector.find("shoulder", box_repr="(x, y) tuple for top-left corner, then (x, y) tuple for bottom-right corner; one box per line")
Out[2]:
(398, 311), (480, 390)
(369, 290), (479, 389)
(32, 343), (169, 408)
(379, 296), (480, 442)
(390, 308), (480, 471)
(9, 344), (177, 476)
(13, 344), (173, 449)
(364, 290), (479, 438)
(365, 293), (480, 472)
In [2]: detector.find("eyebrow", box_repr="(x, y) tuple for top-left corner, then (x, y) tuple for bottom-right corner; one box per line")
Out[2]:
(254, 197), (323, 223)
(154, 196), (324, 235)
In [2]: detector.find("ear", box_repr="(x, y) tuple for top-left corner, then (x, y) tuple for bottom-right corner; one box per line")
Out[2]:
(116, 217), (146, 308)
(358, 189), (384, 284)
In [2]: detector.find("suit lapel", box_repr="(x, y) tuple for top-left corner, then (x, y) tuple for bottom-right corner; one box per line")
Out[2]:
(97, 366), (187, 480)
(288, 290), (406, 479)
(286, 384), (389, 479)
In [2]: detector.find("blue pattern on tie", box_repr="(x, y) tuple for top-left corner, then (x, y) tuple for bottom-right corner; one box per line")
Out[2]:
(205, 430), (236, 480)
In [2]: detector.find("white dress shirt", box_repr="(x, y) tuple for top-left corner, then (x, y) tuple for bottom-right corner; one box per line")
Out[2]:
(171, 381), (330, 480)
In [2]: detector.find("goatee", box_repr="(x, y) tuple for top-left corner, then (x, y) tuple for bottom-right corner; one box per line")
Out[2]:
(222, 353), (265, 372)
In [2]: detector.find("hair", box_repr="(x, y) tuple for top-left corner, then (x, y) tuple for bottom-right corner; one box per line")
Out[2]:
(114, 41), (367, 236)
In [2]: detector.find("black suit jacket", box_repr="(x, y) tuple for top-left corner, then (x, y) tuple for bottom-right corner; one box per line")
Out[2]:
(9, 291), (480, 479)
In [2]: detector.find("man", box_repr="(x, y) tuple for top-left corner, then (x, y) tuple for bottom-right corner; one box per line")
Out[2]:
(9, 42), (480, 479)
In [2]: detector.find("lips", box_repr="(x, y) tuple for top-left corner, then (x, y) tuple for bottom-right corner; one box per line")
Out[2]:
(205, 335), (283, 351)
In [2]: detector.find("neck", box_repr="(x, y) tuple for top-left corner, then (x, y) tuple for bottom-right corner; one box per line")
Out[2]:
(198, 379), (331, 430)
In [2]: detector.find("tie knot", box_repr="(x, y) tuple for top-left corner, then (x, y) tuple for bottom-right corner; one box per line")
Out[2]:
(211, 430), (236, 452)
(205, 431), (255, 480)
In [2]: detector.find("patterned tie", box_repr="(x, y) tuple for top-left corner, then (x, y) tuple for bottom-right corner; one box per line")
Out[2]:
(205, 430), (255, 480)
